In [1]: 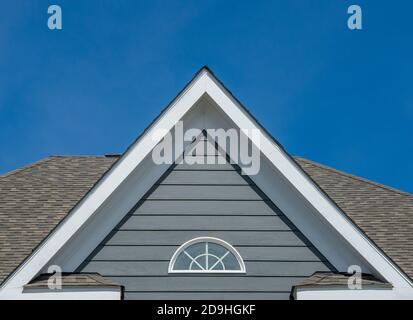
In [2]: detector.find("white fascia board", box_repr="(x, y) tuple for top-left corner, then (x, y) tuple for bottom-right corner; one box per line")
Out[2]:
(0, 287), (121, 300)
(295, 287), (413, 300)
(3, 67), (411, 293)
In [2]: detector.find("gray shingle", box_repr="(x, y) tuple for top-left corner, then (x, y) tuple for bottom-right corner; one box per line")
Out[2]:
(294, 272), (392, 289)
(24, 273), (121, 289)
(295, 157), (413, 282)
(0, 156), (117, 285)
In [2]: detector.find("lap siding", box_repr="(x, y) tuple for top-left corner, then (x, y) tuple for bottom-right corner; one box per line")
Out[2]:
(78, 151), (334, 299)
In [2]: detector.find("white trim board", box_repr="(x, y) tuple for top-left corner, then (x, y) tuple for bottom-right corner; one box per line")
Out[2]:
(1, 67), (412, 299)
(294, 287), (412, 300)
(0, 287), (121, 300)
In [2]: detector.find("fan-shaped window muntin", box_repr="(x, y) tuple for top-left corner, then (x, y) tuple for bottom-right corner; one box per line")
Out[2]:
(168, 237), (246, 273)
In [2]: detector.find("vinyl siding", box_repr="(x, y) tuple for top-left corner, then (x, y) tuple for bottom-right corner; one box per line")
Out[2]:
(79, 137), (334, 299)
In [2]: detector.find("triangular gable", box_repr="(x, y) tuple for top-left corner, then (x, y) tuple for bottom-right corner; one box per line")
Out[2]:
(1, 66), (411, 298)
(76, 134), (335, 299)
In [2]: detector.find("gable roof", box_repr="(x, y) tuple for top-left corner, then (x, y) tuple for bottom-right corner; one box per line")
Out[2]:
(1, 155), (412, 286)
(1, 67), (412, 295)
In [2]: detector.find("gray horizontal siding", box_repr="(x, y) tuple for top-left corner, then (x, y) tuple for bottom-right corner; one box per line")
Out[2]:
(124, 292), (290, 300)
(119, 215), (291, 231)
(239, 246), (322, 261)
(146, 185), (266, 200)
(105, 231), (309, 246)
(91, 246), (324, 262)
(133, 200), (280, 215)
(79, 138), (333, 299)
(83, 261), (330, 276)
(175, 157), (234, 171)
(160, 170), (249, 185)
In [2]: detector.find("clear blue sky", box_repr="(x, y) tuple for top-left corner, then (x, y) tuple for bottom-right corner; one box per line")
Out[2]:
(0, 1), (412, 193)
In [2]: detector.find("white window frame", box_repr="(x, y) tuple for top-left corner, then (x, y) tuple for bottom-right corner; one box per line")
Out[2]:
(168, 237), (246, 274)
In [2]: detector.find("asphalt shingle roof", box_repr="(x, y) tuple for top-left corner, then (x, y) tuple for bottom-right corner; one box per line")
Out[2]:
(292, 272), (392, 295)
(24, 273), (121, 289)
(297, 272), (391, 288)
(295, 157), (413, 281)
(0, 155), (412, 286)
(0, 156), (118, 285)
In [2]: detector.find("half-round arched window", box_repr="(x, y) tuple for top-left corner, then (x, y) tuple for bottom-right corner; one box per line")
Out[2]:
(168, 237), (246, 273)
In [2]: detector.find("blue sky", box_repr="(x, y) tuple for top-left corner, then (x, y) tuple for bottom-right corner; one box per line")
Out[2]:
(0, 1), (412, 193)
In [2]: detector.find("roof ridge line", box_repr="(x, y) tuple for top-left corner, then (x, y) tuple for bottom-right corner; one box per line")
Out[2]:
(295, 157), (412, 197)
